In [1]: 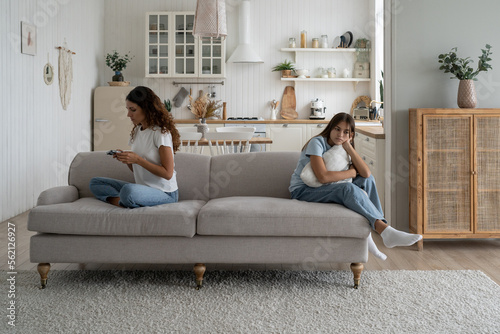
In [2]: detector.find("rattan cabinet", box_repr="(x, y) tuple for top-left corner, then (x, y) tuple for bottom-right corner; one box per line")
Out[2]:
(409, 108), (500, 250)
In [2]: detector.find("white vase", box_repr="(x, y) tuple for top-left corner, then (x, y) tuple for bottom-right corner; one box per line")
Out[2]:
(270, 108), (277, 120)
(196, 118), (209, 138)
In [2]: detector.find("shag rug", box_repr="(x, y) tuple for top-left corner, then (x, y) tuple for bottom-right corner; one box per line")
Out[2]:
(3, 270), (500, 333)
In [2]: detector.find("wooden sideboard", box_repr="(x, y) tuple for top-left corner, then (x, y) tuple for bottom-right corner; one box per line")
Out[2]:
(409, 108), (500, 250)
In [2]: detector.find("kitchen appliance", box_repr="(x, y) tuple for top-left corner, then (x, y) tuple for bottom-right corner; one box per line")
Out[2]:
(353, 107), (370, 120)
(225, 122), (266, 152)
(310, 98), (326, 119)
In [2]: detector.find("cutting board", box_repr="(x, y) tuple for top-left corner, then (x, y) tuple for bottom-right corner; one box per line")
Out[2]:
(280, 86), (298, 120)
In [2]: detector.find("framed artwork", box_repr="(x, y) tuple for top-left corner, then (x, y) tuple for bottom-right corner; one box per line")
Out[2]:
(21, 21), (36, 55)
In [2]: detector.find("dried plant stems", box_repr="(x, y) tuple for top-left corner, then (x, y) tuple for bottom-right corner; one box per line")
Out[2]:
(189, 93), (222, 119)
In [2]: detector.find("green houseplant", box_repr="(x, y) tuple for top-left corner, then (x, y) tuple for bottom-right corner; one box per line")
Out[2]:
(438, 44), (492, 108)
(105, 50), (134, 82)
(164, 99), (172, 112)
(272, 59), (296, 78)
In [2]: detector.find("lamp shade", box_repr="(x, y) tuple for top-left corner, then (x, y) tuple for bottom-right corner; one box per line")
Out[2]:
(193, 0), (227, 40)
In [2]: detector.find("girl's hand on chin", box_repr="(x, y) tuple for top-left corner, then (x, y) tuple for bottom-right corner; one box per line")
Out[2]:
(342, 139), (354, 151)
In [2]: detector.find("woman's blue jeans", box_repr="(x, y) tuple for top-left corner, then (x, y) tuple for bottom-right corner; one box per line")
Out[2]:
(291, 175), (385, 230)
(89, 177), (178, 208)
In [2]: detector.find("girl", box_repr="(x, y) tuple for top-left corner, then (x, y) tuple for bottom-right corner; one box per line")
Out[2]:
(89, 86), (181, 208)
(289, 112), (422, 259)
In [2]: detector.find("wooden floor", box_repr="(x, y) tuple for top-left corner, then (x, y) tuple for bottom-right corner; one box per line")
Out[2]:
(2, 211), (500, 285)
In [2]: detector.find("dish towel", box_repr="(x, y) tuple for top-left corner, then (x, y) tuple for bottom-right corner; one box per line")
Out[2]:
(173, 87), (189, 107)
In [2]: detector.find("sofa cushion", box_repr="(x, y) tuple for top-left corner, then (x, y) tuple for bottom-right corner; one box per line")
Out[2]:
(28, 197), (205, 237)
(197, 196), (371, 238)
(208, 152), (301, 199)
(68, 152), (211, 201)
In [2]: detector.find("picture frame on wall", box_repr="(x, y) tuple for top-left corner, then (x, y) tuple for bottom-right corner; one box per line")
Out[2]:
(21, 21), (36, 56)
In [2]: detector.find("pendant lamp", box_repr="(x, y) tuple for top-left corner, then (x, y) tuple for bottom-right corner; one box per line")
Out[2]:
(193, 0), (227, 40)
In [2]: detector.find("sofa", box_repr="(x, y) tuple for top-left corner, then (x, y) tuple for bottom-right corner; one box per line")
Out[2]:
(28, 151), (371, 289)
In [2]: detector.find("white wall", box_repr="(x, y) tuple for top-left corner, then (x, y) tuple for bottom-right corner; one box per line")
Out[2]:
(103, 0), (375, 120)
(391, 0), (500, 230)
(0, 0), (104, 221)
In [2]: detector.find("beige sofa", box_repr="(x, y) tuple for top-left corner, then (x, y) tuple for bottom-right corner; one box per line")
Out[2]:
(28, 151), (370, 289)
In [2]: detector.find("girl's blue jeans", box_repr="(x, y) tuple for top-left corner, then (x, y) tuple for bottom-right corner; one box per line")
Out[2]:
(291, 175), (386, 230)
(89, 177), (178, 208)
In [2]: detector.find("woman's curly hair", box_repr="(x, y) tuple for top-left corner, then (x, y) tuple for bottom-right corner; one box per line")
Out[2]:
(126, 86), (180, 153)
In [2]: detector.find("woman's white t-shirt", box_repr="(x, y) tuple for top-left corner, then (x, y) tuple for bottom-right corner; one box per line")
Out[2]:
(129, 126), (178, 192)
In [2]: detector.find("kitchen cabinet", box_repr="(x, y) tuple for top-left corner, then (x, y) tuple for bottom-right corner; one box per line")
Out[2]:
(146, 12), (225, 78)
(409, 108), (500, 250)
(307, 123), (327, 139)
(280, 48), (370, 90)
(266, 124), (306, 152)
(354, 131), (385, 212)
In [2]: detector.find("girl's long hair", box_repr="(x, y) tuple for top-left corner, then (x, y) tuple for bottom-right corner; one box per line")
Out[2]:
(126, 86), (180, 153)
(302, 112), (356, 151)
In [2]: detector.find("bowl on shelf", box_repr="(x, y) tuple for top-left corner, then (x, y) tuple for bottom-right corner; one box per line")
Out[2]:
(294, 68), (309, 78)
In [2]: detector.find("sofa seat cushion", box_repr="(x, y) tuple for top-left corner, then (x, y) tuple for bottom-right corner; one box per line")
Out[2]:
(28, 197), (205, 237)
(197, 196), (371, 238)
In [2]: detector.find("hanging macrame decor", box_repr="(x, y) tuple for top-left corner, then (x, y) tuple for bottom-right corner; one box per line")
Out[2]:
(56, 42), (75, 110)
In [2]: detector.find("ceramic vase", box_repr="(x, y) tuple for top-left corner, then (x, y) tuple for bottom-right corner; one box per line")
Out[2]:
(197, 118), (209, 138)
(457, 80), (477, 108)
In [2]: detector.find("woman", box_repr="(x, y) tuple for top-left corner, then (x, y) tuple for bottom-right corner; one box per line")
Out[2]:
(289, 112), (422, 258)
(89, 86), (181, 208)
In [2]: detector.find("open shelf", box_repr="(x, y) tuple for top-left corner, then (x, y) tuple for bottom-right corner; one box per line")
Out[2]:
(281, 77), (370, 82)
(281, 77), (370, 90)
(280, 48), (370, 53)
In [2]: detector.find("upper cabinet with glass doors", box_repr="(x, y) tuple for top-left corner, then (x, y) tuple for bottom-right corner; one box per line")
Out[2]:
(146, 12), (225, 78)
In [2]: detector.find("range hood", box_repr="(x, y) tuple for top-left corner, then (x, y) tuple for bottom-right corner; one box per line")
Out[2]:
(227, 0), (263, 63)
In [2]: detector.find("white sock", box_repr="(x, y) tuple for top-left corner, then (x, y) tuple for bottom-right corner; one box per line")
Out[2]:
(381, 226), (423, 248)
(368, 233), (387, 260)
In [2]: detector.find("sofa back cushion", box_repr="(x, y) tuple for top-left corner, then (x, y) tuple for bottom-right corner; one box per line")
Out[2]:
(69, 152), (211, 201)
(208, 151), (301, 199)
(69, 152), (134, 198)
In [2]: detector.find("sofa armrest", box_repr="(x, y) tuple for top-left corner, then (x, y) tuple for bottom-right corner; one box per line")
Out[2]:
(36, 186), (79, 205)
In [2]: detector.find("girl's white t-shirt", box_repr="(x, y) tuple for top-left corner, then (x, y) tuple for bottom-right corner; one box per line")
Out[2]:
(129, 126), (178, 192)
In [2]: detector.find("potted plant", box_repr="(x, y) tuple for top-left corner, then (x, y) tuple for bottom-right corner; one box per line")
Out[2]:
(105, 50), (134, 83)
(164, 99), (172, 113)
(354, 38), (370, 49)
(438, 44), (492, 108)
(272, 59), (296, 78)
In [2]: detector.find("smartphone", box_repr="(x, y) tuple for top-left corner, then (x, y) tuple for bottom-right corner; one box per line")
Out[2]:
(106, 150), (122, 155)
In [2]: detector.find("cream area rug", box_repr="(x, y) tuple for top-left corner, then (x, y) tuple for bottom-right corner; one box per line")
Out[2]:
(3, 270), (500, 333)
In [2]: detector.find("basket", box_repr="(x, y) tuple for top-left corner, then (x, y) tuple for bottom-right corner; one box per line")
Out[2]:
(108, 81), (131, 87)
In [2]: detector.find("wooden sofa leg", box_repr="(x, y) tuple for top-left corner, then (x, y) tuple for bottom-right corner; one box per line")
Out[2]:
(350, 263), (364, 289)
(37, 263), (51, 289)
(193, 263), (206, 290)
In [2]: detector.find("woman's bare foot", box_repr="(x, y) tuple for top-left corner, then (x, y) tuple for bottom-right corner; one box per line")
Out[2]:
(107, 197), (123, 207)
